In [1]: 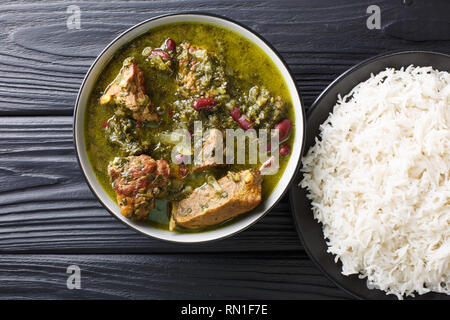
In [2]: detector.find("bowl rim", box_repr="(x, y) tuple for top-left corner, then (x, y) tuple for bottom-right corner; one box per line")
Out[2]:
(73, 12), (306, 243)
(290, 49), (450, 300)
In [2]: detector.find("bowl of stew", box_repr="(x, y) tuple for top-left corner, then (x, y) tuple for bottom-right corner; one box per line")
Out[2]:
(74, 13), (305, 242)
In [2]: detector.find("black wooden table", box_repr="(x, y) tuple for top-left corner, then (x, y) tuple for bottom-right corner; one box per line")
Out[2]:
(0, 0), (448, 299)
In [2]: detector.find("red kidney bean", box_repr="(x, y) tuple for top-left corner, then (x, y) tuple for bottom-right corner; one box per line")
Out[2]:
(237, 115), (254, 130)
(151, 49), (170, 60)
(192, 98), (217, 111)
(230, 107), (241, 121)
(165, 38), (176, 52)
(280, 144), (291, 156)
(178, 165), (188, 178)
(274, 119), (292, 142)
(168, 107), (174, 118)
(102, 121), (109, 129)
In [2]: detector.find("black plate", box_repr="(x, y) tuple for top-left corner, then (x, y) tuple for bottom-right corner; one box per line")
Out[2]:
(290, 51), (450, 300)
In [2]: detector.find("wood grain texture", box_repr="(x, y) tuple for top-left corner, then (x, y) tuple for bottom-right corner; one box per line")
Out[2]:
(0, 0), (449, 115)
(0, 116), (302, 253)
(0, 252), (351, 299)
(383, 0), (450, 41)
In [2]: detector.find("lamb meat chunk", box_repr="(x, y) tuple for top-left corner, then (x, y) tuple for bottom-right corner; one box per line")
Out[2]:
(172, 170), (262, 229)
(193, 128), (224, 172)
(100, 58), (158, 122)
(108, 155), (170, 220)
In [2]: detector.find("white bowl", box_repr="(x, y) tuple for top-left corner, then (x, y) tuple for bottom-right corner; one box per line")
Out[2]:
(73, 13), (305, 243)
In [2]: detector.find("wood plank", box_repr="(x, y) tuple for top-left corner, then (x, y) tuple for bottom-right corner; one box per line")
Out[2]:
(0, 0), (449, 115)
(0, 252), (351, 299)
(0, 116), (302, 253)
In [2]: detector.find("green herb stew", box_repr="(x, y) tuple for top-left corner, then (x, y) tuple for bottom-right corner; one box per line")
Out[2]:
(85, 22), (295, 232)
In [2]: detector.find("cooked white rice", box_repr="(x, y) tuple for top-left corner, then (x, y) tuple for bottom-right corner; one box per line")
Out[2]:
(300, 65), (449, 299)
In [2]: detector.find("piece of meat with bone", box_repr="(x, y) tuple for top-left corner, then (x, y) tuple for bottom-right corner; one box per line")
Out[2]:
(100, 58), (158, 122)
(172, 170), (262, 229)
(108, 155), (170, 220)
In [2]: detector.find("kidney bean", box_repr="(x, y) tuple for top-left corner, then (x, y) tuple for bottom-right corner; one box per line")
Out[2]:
(168, 107), (174, 118)
(230, 106), (241, 121)
(280, 144), (291, 156)
(151, 49), (170, 60)
(237, 115), (255, 130)
(192, 98), (217, 111)
(274, 119), (292, 142)
(178, 165), (188, 178)
(165, 38), (176, 52)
